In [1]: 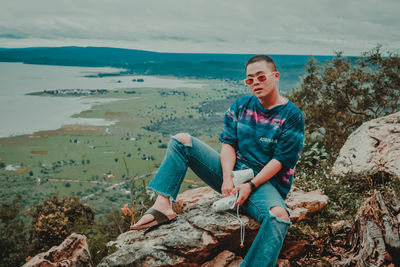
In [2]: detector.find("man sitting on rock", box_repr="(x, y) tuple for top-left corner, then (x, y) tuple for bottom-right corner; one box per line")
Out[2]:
(131, 55), (305, 267)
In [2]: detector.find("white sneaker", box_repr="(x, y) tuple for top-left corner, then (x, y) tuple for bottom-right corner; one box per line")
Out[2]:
(212, 169), (254, 212)
(232, 169), (254, 186)
(212, 193), (237, 212)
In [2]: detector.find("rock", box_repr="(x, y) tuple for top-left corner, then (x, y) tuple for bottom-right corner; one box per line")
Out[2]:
(23, 233), (93, 267)
(178, 186), (328, 224)
(200, 250), (242, 267)
(99, 186), (328, 266)
(285, 188), (328, 223)
(333, 111), (400, 179)
(176, 186), (220, 209)
(279, 240), (311, 260)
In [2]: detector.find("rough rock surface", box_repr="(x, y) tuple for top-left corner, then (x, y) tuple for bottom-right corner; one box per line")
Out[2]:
(333, 111), (400, 179)
(23, 233), (93, 267)
(200, 250), (242, 267)
(285, 188), (328, 223)
(98, 186), (328, 267)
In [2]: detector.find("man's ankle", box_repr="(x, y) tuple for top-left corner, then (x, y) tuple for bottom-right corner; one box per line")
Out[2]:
(154, 195), (172, 208)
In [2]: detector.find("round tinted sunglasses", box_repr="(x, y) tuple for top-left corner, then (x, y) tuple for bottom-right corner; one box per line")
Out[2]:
(244, 72), (276, 85)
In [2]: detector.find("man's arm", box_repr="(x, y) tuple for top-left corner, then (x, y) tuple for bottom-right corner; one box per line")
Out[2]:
(251, 159), (282, 187)
(220, 142), (236, 197)
(235, 159), (282, 206)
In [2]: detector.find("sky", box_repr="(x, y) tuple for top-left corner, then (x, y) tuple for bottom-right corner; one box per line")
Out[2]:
(0, 0), (399, 55)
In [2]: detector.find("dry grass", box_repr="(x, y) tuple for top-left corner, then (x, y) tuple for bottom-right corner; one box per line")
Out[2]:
(16, 166), (29, 174)
(104, 110), (128, 117)
(30, 150), (48, 155)
(79, 110), (94, 114)
(59, 125), (100, 132)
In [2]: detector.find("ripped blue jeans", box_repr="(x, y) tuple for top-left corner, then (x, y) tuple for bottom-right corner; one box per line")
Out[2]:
(147, 135), (291, 267)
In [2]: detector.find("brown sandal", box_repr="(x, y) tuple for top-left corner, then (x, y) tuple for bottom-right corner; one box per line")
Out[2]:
(130, 208), (177, 234)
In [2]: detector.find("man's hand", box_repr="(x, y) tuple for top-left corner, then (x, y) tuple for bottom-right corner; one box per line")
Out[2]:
(221, 178), (235, 197)
(234, 183), (252, 206)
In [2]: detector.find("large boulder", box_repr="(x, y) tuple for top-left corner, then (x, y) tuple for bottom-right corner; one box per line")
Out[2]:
(23, 233), (93, 267)
(98, 186), (328, 267)
(333, 111), (400, 179)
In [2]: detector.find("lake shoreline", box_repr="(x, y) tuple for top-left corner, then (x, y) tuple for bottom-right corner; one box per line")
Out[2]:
(0, 62), (208, 138)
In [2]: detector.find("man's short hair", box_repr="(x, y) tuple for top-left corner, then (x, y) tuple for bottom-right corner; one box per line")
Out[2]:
(245, 55), (277, 72)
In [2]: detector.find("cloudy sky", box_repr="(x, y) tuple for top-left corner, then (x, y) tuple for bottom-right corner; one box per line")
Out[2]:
(0, 0), (399, 55)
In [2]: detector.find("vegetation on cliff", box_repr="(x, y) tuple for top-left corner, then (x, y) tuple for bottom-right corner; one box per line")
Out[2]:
(291, 45), (400, 155)
(291, 46), (400, 218)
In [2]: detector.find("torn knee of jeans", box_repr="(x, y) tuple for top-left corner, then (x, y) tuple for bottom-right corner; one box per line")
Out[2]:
(269, 206), (291, 224)
(172, 133), (192, 147)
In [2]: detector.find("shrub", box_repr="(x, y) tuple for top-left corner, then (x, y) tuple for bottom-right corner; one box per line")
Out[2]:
(0, 195), (28, 267)
(290, 45), (400, 155)
(291, 46), (400, 225)
(28, 195), (95, 254)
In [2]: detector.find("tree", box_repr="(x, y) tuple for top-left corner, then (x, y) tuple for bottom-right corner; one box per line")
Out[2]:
(290, 45), (400, 155)
(0, 195), (28, 267)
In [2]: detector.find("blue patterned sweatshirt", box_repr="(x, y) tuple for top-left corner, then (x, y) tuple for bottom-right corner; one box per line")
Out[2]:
(219, 95), (305, 198)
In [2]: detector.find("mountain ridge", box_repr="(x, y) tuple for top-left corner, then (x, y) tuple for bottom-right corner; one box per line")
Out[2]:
(0, 46), (338, 86)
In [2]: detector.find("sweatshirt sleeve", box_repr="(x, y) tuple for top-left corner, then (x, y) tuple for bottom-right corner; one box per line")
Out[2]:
(272, 110), (305, 169)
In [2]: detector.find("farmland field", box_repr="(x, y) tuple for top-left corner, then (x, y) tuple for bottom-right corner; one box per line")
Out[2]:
(0, 79), (247, 216)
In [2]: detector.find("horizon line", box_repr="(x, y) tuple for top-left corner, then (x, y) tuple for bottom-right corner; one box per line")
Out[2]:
(0, 45), (340, 57)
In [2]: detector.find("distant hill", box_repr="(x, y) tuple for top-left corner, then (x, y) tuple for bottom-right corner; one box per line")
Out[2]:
(0, 46), (335, 90)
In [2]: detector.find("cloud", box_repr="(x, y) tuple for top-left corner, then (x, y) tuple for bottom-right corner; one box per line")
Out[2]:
(0, 0), (399, 55)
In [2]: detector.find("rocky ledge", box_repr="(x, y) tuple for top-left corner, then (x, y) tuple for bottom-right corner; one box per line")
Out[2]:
(98, 186), (328, 267)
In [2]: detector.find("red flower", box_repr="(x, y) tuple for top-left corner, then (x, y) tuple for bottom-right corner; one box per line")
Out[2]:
(121, 203), (131, 216)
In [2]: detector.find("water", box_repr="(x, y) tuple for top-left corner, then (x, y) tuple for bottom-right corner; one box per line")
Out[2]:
(0, 62), (205, 138)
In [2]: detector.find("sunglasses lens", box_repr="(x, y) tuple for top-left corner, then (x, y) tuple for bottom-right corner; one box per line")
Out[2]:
(245, 78), (254, 85)
(257, 75), (267, 82)
(245, 73), (271, 85)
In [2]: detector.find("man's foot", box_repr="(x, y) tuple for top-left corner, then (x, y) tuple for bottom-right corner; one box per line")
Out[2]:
(130, 206), (176, 230)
